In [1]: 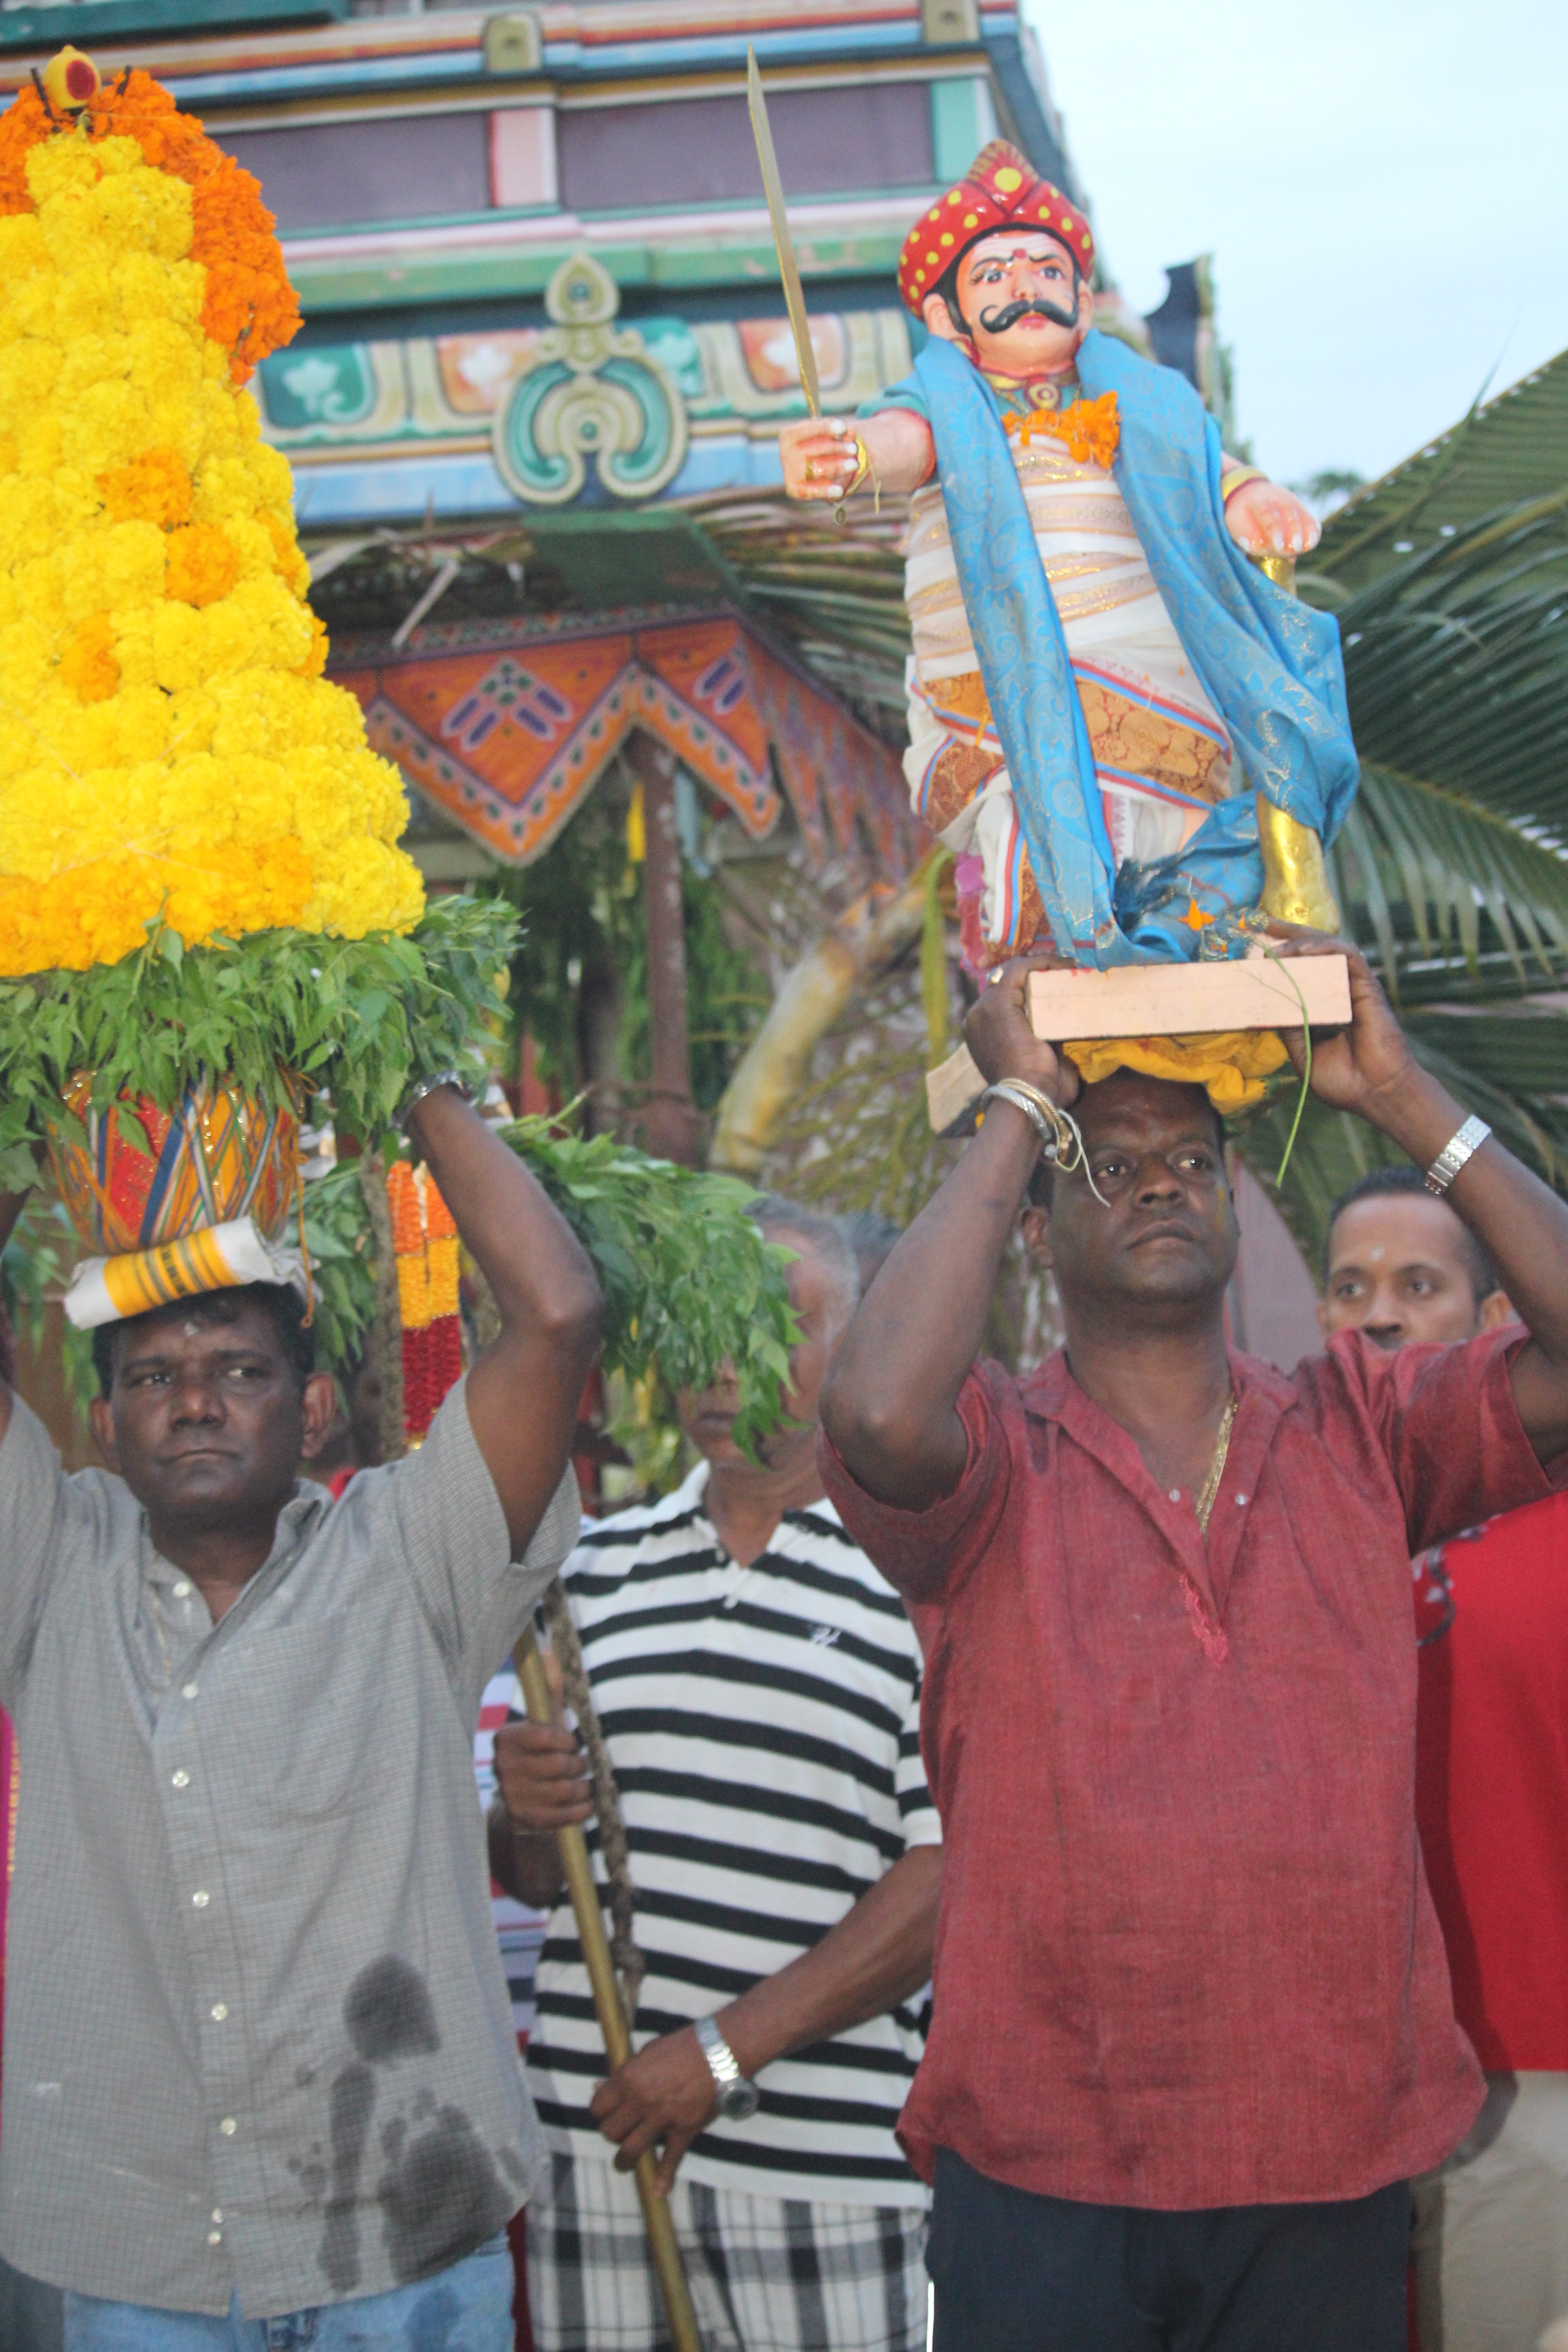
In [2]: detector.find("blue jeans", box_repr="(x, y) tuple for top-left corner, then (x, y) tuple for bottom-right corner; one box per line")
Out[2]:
(63, 2232), (513, 2352)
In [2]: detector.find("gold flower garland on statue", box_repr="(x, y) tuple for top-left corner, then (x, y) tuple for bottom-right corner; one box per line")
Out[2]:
(0, 54), (423, 976)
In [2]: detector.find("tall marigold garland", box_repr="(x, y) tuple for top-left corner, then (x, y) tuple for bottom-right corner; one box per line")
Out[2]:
(387, 1160), (463, 1444)
(0, 59), (423, 976)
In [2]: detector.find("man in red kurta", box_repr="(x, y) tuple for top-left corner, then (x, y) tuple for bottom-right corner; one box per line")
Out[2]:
(819, 938), (1568, 2352)
(1322, 1163), (1568, 2351)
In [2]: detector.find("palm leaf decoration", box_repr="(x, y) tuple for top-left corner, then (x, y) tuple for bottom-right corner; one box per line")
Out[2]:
(1254, 353), (1568, 1258)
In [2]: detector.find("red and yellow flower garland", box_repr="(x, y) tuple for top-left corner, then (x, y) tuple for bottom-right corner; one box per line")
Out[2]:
(387, 1160), (463, 1443)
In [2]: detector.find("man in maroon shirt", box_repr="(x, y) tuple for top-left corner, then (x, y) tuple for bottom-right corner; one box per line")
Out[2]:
(817, 938), (1568, 2351)
(1322, 1165), (1568, 2352)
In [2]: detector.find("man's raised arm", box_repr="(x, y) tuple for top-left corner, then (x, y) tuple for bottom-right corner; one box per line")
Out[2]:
(820, 956), (1064, 1512)
(1280, 932), (1568, 1464)
(404, 1087), (602, 1553)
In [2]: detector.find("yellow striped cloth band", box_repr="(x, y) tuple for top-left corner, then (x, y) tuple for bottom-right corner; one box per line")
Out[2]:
(63, 1216), (307, 1330)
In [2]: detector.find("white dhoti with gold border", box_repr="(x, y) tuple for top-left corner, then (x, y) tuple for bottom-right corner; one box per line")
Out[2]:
(902, 430), (1238, 965)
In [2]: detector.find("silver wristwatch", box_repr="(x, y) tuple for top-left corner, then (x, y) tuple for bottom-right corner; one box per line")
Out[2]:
(1424, 1115), (1491, 1196)
(694, 2016), (760, 2122)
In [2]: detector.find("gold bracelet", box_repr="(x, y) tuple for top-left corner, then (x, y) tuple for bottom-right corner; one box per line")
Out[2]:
(1220, 465), (1267, 504)
(833, 436), (881, 525)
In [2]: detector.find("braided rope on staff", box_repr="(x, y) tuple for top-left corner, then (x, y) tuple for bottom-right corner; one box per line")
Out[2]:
(539, 1573), (645, 2025)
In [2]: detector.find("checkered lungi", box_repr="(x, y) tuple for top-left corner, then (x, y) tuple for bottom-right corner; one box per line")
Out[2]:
(526, 2151), (929, 2352)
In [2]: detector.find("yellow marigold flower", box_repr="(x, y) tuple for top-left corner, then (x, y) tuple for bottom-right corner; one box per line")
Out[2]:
(165, 521), (240, 608)
(301, 834), (425, 939)
(0, 338), (61, 412)
(99, 448), (193, 528)
(63, 520), (165, 623)
(59, 613), (118, 703)
(24, 138), (103, 206)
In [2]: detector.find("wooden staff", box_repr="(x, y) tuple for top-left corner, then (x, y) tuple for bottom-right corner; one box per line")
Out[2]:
(512, 1627), (702, 2352)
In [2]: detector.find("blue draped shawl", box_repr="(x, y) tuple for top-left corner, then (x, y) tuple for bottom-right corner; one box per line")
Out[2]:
(880, 331), (1358, 964)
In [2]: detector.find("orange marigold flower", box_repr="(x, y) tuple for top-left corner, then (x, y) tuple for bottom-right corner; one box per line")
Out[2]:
(258, 508), (310, 592)
(98, 447), (193, 529)
(165, 522), (240, 607)
(59, 612), (119, 703)
(387, 1160), (424, 1257)
(1005, 389), (1120, 471)
(189, 157), (301, 386)
(0, 84), (50, 214)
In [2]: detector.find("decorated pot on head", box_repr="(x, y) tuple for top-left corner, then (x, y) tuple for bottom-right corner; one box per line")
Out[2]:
(46, 1072), (304, 1330)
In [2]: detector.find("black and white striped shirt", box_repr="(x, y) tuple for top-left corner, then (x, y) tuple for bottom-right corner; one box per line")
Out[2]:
(520, 1462), (939, 2207)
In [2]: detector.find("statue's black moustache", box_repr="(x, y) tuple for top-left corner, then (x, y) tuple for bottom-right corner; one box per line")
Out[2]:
(976, 294), (1080, 336)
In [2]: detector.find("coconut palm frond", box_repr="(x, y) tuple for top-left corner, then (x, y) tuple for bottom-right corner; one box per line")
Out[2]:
(1335, 762), (1568, 1001)
(1258, 361), (1568, 1262)
(1332, 496), (1568, 841)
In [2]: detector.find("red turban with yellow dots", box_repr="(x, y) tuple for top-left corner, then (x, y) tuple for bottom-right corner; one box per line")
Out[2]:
(898, 139), (1094, 318)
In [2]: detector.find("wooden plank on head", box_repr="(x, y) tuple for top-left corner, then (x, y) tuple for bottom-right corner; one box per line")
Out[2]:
(925, 1043), (985, 1137)
(1026, 954), (1352, 1042)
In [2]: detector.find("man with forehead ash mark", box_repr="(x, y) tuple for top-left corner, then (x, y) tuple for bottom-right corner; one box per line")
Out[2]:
(0, 1081), (602, 2352)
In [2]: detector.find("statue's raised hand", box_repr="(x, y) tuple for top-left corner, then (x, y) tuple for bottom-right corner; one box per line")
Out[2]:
(779, 411), (936, 503)
(1225, 477), (1320, 561)
(779, 416), (862, 502)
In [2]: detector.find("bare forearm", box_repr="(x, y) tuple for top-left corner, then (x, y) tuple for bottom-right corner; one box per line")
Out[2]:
(407, 1088), (598, 1344)
(717, 1845), (941, 2080)
(406, 1087), (600, 1547)
(855, 410), (934, 494)
(821, 1102), (1038, 1507)
(487, 1797), (568, 1910)
(1365, 1066), (1568, 1450)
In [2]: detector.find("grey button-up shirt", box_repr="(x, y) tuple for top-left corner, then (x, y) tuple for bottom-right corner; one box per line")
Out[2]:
(0, 1378), (580, 2317)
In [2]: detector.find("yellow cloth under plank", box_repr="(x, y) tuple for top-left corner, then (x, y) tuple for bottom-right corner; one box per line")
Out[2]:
(1064, 1030), (1290, 1110)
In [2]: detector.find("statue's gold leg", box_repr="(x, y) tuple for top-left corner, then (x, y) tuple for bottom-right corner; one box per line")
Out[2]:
(1256, 796), (1341, 931)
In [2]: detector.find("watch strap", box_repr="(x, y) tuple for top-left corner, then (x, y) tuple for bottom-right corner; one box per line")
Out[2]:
(1424, 1115), (1491, 1196)
(695, 2014), (748, 2091)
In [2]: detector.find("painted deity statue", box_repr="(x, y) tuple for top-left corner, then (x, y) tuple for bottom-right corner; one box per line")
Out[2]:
(780, 143), (1357, 973)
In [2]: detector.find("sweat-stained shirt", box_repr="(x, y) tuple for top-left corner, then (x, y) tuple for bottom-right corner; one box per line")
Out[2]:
(819, 1328), (1560, 2212)
(0, 1380), (581, 2317)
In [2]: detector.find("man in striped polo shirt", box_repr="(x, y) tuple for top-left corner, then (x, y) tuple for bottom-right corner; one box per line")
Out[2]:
(489, 1200), (941, 2352)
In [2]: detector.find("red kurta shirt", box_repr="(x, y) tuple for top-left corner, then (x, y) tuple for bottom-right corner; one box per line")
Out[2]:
(821, 1328), (1556, 2211)
(1414, 1486), (1568, 2072)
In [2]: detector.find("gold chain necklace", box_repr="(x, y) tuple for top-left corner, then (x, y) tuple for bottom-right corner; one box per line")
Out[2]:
(1194, 1394), (1238, 1537)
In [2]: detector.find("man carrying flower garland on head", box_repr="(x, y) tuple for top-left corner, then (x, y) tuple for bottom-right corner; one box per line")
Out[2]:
(0, 1082), (602, 2352)
(781, 142), (1356, 980)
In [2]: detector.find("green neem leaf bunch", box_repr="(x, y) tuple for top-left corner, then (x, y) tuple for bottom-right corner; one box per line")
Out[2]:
(301, 1118), (798, 1459)
(0, 895), (520, 1193)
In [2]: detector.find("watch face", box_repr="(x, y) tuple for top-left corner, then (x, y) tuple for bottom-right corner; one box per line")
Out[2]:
(717, 2078), (761, 2122)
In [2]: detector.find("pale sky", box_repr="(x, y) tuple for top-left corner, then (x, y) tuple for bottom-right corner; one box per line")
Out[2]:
(1026, 0), (1568, 491)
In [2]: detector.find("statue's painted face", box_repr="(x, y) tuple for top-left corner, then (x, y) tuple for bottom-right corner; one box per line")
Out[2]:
(923, 229), (1089, 378)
